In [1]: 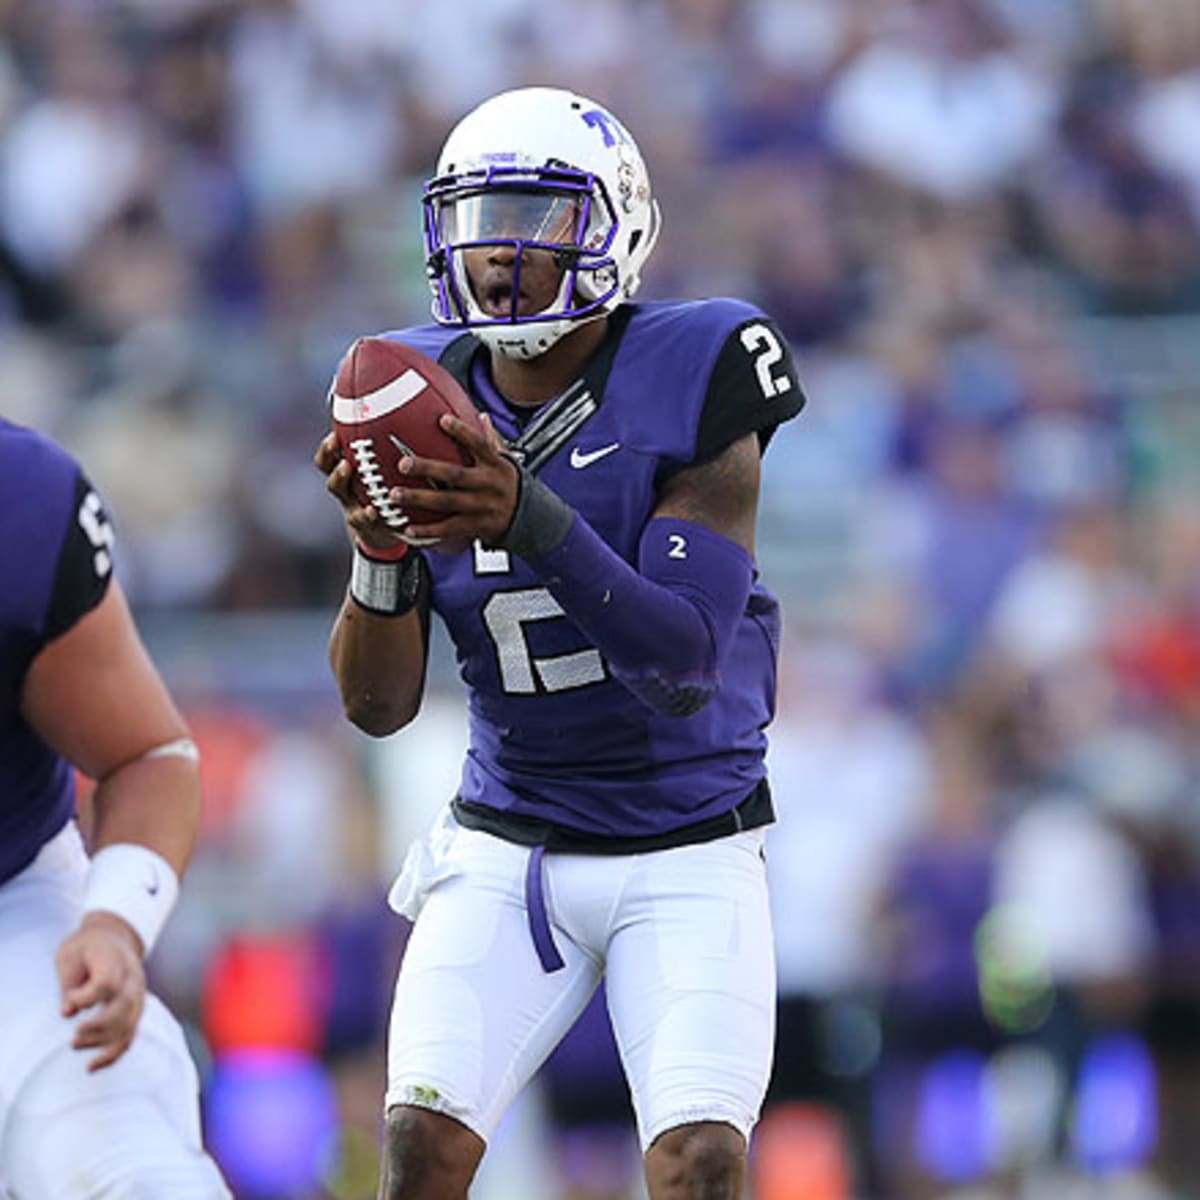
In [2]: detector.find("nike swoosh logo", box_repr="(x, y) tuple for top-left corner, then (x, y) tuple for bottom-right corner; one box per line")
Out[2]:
(569, 442), (620, 469)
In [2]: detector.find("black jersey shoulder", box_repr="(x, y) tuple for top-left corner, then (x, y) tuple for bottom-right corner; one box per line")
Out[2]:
(0, 420), (112, 650)
(691, 300), (805, 461)
(43, 473), (113, 643)
(614, 299), (806, 466)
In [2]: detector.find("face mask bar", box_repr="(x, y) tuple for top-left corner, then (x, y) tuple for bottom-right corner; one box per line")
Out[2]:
(423, 165), (621, 329)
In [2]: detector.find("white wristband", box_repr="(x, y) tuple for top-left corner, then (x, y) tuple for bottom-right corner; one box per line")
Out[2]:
(82, 844), (180, 957)
(349, 544), (423, 615)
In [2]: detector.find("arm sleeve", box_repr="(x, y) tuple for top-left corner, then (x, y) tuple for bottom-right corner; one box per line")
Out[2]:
(529, 515), (754, 717)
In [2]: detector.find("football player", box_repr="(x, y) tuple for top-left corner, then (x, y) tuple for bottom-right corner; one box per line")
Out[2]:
(0, 419), (230, 1197)
(315, 86), (804, 1200)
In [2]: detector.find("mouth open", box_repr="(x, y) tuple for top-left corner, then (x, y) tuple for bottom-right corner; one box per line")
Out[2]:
(481, 282), (516, 318)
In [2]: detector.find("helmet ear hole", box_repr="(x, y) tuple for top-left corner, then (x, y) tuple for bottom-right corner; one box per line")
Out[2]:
(628, 229), (643, 255)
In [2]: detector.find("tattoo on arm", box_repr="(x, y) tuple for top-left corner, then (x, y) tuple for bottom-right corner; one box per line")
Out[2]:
(653, 434), (761, 553)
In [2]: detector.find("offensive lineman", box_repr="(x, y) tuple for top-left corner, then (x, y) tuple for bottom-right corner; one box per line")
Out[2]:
(0, 418), (229, 1197)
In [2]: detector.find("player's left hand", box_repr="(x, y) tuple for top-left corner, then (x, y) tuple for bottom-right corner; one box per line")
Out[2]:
(389, 412), (522, 546)
(55, 911), (147, 1072)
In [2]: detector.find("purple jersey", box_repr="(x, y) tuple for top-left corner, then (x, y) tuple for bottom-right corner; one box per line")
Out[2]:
(381, 299), (804, 845)
(0, 420), (112, 885)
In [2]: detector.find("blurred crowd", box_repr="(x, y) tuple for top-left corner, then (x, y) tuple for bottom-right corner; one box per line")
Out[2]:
(4, 0), (1200, 1197)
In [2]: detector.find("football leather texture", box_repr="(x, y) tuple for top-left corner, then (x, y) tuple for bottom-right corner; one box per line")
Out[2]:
(329, 337), (483, 546)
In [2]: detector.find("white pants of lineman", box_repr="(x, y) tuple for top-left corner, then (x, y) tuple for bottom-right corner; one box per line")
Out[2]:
(0, 823), (230, 1200)
(386, 809), (776, 1152)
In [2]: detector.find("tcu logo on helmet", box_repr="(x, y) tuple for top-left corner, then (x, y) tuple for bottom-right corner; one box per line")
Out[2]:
(581, 108), (627, 148)
(583, 107), (644, 214)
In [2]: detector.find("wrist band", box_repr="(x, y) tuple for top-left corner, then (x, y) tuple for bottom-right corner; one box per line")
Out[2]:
(500, 464), (575, 560)
(350, 543), (423, 615)
(82, 843), (180, 957)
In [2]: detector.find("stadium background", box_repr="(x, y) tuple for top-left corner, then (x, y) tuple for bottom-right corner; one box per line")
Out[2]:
(3, 0), (1200, 1196)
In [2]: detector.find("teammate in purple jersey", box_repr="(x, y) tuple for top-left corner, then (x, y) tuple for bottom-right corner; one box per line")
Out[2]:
(0, 420), (230, 1197)
(315, 87), (804, 1200)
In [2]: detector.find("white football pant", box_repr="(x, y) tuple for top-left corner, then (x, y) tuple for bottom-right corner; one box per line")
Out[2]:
(386, 809), (776, 1151)
(0, 824), (230, 1199)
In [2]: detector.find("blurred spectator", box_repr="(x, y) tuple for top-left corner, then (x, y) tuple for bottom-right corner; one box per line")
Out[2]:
(765, 637), (932, 1195)
(538, 986), (642, 1200)
(871, 709), (1003, 1197)
(868, 406), (1040, 692)
(1029, 54), (1200, 314)
(0, 14), (147, 278)
(1114, 0), (1200, 217)
(824, 0), (1059, 202)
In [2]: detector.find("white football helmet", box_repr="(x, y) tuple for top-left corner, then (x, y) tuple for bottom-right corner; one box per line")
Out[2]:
(423, 87), (661, 359)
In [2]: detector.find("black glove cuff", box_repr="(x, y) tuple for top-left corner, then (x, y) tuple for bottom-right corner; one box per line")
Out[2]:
(499, 463), (574, 560)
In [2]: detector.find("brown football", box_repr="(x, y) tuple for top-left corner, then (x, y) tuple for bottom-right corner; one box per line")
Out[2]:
(329, 336), (483, 546)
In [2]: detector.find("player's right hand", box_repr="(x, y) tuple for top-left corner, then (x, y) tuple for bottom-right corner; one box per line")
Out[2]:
(313, 431), (407, 556)
(55, 911), (146, 1072)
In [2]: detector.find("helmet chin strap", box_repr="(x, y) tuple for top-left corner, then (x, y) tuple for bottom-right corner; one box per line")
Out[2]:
(475, 316), (573, 360)
(478, 305), (611, 360)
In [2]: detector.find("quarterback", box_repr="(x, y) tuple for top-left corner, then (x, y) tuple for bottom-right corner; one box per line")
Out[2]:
(315, 87), (804, 1200)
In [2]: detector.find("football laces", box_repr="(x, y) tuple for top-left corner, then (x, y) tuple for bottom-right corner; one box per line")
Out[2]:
(349, 438), (407, 529)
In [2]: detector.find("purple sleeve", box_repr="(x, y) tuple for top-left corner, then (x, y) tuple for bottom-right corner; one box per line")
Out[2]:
(529, 515), (754, 717)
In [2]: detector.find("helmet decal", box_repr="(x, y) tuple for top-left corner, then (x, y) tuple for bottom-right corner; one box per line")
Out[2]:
(580, 107), (627, 148)
(616, 157), (639, 214)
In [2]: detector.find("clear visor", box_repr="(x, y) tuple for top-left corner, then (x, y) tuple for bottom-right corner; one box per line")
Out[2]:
(439, 189), (583, 246)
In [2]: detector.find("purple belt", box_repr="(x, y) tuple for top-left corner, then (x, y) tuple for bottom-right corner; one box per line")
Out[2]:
(524, 845), (565, 973)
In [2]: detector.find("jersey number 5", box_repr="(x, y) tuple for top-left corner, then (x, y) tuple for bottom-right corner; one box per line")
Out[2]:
(78, 490), (114, 579)
(740, 323), (792, 399)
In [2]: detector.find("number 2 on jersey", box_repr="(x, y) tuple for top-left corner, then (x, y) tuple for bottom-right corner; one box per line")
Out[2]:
(740, 322), (792, 399)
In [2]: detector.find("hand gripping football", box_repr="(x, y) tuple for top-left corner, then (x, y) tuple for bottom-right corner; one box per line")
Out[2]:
(329, 337), (483, 545)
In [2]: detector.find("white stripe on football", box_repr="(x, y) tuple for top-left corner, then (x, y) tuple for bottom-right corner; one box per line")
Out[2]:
(329, 367), (428, 425)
